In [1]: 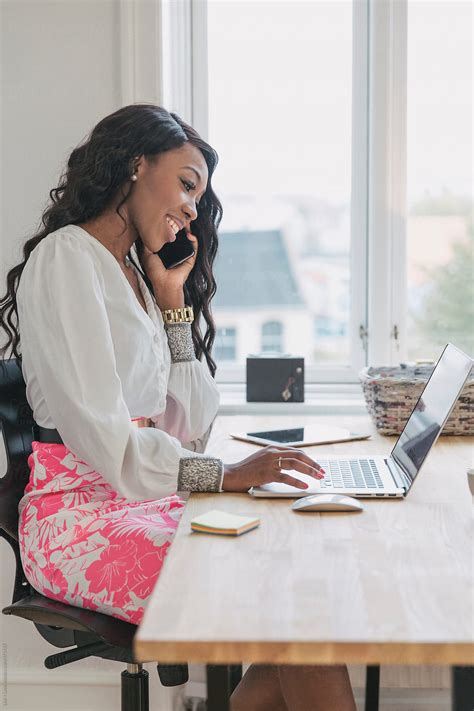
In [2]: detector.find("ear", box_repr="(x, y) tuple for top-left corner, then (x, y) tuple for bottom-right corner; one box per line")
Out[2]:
(131, 154), (144, 175)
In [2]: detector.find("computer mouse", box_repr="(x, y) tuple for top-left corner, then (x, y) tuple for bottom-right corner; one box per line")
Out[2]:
(291, 494), (364, 512)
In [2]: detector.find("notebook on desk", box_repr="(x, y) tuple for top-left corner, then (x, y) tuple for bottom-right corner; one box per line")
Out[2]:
(249, 343), (473, 499)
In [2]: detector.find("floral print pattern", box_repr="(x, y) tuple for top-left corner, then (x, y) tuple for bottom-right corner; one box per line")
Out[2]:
(18, 441), (185, 625)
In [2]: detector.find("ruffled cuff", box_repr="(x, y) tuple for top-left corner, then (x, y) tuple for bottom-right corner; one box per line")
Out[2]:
(181, 415), (217, 454)
(164, 322), (195, 363)
(178, 455), (224, 492)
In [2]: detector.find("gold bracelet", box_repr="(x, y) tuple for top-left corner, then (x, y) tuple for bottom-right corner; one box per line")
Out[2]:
(161, 305), (194, 325)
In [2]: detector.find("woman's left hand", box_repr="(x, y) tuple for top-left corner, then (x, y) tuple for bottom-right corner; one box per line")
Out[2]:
(141, 231), (198, 302)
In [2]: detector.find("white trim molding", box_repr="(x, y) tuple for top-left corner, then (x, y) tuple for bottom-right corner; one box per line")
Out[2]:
(0, 666), (177, 711)
(367, 0), (407, 366)
(160, 0), (208, 133)
(119, 0), (164, 106)
(388, 0), (408, 364)
(160, 0), (193, 121)
(190, 0), (209, 139)
(350, 0), (370, 374)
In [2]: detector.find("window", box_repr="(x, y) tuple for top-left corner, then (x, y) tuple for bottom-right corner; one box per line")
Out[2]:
(206, 0), (353, 371)
(261, 321), (283, 354)
(214, 327), (237, 361)
(406, 1), (473, 360)
(160, 0), (472, 384)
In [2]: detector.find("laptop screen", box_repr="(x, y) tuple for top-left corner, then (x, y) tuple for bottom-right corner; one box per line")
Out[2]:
(390, 343), (473, 489)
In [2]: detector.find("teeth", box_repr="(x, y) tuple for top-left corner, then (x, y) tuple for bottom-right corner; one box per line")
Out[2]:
(166, 216), (180, 234)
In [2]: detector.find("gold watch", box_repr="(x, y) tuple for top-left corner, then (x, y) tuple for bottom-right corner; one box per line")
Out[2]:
(161, 305), (194, 325)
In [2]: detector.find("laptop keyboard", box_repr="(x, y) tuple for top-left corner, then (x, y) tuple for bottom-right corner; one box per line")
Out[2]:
(317, 459), (384, 489)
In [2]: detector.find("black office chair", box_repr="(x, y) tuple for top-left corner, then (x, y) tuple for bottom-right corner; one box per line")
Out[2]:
(0, 357), (242, 711)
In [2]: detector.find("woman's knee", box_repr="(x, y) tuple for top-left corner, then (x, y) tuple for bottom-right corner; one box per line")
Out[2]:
(277, 664), (355, 711)
(230, 664), (287, 711)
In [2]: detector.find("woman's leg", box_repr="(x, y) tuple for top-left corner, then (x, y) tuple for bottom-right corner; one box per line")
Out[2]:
(278, 664), (356, 711)
(230, 663), (356, 711)
(230, 664), (287, 711)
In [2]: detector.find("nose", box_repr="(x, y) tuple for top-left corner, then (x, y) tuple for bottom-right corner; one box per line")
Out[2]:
(181, 197), (198, 225)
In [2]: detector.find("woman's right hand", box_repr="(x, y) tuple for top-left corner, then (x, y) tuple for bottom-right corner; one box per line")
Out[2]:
(221, 446), (326, 493)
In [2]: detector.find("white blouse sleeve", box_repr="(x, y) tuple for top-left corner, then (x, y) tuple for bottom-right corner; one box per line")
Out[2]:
(150, 319), (220, 450)
(17, 234), (223, 501)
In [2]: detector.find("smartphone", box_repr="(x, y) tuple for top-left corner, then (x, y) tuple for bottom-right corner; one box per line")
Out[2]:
(156, 227), (195, 269)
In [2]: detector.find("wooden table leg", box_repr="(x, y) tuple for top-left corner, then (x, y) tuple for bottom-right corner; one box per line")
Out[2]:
(451, 666), (474, 711)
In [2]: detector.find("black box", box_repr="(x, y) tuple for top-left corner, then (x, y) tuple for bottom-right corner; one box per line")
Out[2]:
(246, 355), (304, 403)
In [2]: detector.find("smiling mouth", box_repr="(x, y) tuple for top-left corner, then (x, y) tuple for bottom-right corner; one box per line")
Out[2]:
(165, 217), (178, 242)
(166, 215), (183, 233)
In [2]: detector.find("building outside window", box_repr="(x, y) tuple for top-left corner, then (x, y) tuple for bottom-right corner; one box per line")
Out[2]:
(406, 1), (472, 360)
(214, 327), (237, 362)
(261, 321), (284, 354)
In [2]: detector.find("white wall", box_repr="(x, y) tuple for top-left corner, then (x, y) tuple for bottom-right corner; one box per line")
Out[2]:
(1, 0), (122, 271)
(0, 1), (182, 708)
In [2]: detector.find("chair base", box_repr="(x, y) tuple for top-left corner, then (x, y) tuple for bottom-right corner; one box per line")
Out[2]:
(122, 666), (149, 711)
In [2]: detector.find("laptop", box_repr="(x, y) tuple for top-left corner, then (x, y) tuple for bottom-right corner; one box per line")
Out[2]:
(249, 343), (473, 499)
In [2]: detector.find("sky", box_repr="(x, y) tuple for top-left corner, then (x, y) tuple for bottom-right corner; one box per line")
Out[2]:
(206, 0), (472, 207)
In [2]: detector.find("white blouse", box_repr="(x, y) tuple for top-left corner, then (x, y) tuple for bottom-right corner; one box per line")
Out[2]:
(16, 224), (224, 501)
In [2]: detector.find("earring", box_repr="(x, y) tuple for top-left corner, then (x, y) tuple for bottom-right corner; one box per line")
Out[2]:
(131, 174), (138, 182)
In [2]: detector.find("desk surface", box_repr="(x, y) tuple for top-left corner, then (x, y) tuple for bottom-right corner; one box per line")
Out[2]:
(134, 415), (474, 666)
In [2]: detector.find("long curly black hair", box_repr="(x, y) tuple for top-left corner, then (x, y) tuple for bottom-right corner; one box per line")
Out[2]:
(0, 103), (223, 377)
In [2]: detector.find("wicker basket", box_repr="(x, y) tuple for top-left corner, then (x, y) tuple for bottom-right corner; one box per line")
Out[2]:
(359, 364), (474, 436)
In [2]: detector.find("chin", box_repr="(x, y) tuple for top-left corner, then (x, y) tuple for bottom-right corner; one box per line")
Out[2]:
(137, 230), (165, 255)
(154, 233), (168, 252)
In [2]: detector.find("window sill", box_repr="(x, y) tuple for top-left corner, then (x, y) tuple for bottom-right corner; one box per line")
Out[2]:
(217, 383), (368, 416)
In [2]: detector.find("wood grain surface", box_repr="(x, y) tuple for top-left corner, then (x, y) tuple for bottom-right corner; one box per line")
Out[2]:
(134, 415), (474, 667)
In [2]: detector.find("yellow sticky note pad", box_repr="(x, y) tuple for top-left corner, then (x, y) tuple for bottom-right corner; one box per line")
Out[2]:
(190, 510), (261, 536)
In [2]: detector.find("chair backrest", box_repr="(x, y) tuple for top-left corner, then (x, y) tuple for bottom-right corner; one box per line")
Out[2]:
(0, 358), (35, 602)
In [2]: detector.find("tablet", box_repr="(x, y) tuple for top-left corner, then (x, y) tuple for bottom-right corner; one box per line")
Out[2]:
(230, 425), (371, 447)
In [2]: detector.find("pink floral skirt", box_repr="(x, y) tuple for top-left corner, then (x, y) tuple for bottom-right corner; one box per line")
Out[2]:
(18, 439), (185, 626)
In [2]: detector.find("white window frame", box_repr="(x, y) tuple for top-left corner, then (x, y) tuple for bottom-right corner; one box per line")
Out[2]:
(121, 0), (408, 388)
(367, 0), (408, 367)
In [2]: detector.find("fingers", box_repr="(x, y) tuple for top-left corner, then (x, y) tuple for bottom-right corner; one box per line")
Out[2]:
(269, 446), (325, 476)
(278, 473), (311, 490)
(186, 231), (199, 249)
(277, 457), (325, 480)
(185, 232), (198, 266)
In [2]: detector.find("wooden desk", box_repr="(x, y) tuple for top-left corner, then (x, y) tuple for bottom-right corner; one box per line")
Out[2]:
(134, 415), (473, 672)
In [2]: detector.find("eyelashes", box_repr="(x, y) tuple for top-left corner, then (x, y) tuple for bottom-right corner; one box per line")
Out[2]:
(182, 179), (195, 192)
(181, 178), (202, 208)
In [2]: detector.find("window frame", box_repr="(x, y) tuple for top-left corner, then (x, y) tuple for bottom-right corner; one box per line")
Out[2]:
(131, 0), (409, 386)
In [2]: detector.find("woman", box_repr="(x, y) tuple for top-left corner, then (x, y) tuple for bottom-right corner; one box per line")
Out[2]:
(0, 104), (356, 710)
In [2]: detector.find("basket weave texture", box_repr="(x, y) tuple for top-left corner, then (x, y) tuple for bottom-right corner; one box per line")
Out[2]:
(359, 364), (474, 436)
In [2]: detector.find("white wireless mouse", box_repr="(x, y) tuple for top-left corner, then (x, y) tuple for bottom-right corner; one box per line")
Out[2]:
(291, 494), (364, 512)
